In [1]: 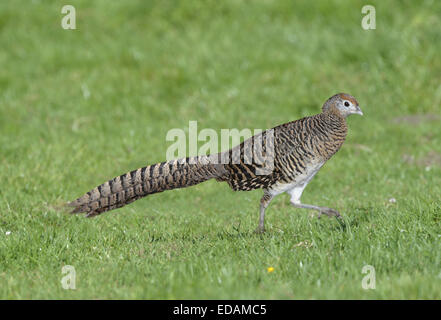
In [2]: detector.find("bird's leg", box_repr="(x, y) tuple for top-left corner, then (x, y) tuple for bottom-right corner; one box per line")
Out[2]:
(256, 192), (274, 234)
(287, 186), (341, 219)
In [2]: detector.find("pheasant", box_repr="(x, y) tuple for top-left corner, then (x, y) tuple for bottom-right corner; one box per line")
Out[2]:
(68, 93), (363, 232)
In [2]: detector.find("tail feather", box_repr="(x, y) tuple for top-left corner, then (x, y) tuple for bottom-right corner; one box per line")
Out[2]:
(68, 155), (227, 217)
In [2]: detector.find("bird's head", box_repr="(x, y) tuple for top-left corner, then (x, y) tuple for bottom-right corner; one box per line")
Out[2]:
(322, 93), (363, 118)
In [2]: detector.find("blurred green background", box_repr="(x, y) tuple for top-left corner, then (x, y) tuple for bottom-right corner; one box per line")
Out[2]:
(0, 0), (440, 299)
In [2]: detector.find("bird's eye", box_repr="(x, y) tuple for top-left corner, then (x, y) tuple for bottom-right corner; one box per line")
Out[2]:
(344, 101), (350, 107)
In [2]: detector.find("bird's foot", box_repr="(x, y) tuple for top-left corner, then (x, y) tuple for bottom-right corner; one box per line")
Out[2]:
(317, 207), (341, 219)
(254, 226), (266, 234)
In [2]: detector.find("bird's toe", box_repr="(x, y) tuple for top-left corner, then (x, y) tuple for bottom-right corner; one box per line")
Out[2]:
(254, 226), (266, 234)
(318, 207), (340, 218)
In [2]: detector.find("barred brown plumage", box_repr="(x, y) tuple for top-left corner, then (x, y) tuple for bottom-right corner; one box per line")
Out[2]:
(68, 93), (363, 232)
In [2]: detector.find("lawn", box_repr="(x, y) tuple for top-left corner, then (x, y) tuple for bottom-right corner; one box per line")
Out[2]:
(0, 0), (440, 299)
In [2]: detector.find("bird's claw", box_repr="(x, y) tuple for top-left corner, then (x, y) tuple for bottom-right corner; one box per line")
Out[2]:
(317, 207), (341, 219)
(254, 226), (266, 234)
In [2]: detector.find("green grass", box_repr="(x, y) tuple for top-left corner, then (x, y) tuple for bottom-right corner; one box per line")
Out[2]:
(1, 0), (441, 299)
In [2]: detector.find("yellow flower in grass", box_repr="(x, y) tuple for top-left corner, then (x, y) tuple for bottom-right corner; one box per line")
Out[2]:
(267, 267), (274, 273)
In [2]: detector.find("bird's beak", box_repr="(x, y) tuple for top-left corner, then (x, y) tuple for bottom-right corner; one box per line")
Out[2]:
(355, 106), (363, 116)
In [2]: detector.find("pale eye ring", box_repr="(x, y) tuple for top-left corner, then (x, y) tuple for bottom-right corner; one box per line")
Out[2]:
(344, 101), (350, 107)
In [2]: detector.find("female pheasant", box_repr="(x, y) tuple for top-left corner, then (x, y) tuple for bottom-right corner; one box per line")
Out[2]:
(68, 93), (363, 232)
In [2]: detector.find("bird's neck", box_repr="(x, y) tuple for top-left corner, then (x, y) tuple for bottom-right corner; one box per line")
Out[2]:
(320, 107), (348, 137)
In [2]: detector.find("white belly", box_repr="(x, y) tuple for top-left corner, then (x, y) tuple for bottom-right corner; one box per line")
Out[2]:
(268, 161), (325, 198)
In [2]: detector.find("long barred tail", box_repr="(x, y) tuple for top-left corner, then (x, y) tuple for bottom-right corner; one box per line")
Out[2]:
(68, 155), (227, 217)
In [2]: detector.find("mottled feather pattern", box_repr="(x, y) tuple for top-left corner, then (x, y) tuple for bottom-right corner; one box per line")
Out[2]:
(69, 156), (227, 217)
(68, 93), (356, 218)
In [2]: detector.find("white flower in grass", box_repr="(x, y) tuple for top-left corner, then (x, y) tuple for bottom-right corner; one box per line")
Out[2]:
(5, 231), (11, 236)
